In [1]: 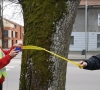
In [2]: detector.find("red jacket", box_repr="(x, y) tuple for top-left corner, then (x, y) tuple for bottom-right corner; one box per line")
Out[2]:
(0, 46), (14, 84)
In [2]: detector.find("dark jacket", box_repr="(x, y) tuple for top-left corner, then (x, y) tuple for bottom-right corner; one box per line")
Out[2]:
(84, 54), (100, 70)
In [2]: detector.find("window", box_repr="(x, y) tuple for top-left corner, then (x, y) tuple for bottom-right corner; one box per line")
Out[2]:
(12, 40), (13, 46)
(98, 14), (100, 26)
(20, 27), (21, 39)
(70, 36), (74, 45)
(16, 40), (17, 43)
(12, 31), (13, 37)
(14, 25), (17, 28)
(15, 32), (18, 38)
(4, 40), (8, 48)
(3, 30), (8, 37)
(97, 34), (100, 48)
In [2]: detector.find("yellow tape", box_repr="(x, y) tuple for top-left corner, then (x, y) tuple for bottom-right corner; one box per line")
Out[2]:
(22, 45), (83, 69)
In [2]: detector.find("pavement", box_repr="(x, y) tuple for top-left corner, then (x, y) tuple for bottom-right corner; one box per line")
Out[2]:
(3, 51), (99, 90)
(68, 51), (100, 60)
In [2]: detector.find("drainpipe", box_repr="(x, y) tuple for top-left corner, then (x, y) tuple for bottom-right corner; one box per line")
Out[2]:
(85, 0), (88, 59)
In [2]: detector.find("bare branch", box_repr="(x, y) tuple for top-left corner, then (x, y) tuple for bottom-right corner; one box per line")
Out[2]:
(3, 0), (24, 25)
(4, 0), (20, 4)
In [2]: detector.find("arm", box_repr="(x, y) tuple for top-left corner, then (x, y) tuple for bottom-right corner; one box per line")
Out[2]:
(1, 46), (14, 55)
(0, 49), (20, 69)
(0, 55), (12, 69)
(1, 43), (22, 55)
(80, 54), (100, 70)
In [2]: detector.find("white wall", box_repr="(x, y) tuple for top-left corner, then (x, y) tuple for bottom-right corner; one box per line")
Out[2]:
(8, 39), (12, 48)
(17, 40), (23, 44)
(3, 19), (14, 28)
(69, 32), (100, 51)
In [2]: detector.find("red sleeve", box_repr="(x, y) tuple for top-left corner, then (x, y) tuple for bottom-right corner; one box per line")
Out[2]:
(1, 46), (15, 55)
(0, 54), (12, 69)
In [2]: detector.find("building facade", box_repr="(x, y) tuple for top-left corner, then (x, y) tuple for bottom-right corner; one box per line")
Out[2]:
(0, 18), (24, 48)
(70, 0), (100, 51)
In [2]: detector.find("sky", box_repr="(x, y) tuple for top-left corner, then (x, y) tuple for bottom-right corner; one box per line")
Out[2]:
(3, 1), (24, 26)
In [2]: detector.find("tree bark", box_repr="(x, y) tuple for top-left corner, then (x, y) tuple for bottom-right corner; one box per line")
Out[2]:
(49, 1), (81, 90)
(19, 0), (81, 90)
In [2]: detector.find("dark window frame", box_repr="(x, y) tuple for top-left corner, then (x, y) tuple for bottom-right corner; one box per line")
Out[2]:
(3, 30), (8, 37)
(97, 34), (100, 48)
(70, 36), (74, 45)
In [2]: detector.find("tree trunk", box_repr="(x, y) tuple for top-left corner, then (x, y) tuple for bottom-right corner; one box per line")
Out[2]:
(49, 1), (81, 90)
(19, 0), (81, 90)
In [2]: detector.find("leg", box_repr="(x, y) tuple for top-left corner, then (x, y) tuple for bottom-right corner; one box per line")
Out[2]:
(0, 84), (2, 90)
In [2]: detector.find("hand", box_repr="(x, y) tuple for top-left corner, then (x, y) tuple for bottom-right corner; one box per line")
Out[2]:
(79, 61), (87, 68)
(9, 49), (20, 58)
(13, 43), (23, 48)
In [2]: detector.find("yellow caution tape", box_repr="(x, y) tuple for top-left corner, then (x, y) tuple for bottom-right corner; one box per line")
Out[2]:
(22, 45), (83, 69)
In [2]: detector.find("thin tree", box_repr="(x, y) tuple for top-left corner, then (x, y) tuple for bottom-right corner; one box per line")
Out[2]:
(4, 0), (81, 90)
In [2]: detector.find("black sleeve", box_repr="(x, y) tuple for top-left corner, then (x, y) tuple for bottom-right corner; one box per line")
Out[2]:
(83, 54), (100, 70)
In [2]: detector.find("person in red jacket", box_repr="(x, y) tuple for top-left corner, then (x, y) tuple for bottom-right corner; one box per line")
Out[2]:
(0, 43), (22, 90)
